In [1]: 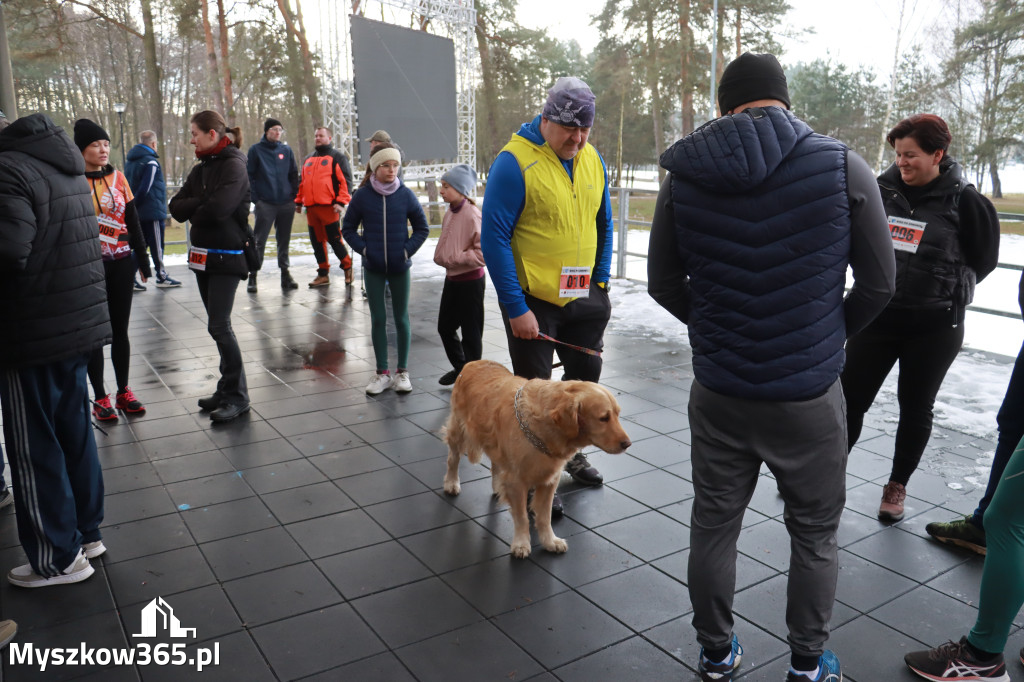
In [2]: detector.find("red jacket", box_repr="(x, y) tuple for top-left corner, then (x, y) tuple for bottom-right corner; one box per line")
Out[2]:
(295, 148), (351, 207)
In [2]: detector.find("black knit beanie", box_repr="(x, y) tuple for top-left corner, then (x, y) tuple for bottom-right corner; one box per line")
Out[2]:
(717, 53), (791, 115)
(264, 118), (283, 133)
(74, 118), (110, 152)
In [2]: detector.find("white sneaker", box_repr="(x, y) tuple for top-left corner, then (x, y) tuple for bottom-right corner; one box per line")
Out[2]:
(366, 373), (393, 396)
(0, 488), (12, 510)
(8, 549), (93, 588)
(83, 540), (106, 559)
(393, 371), (412, 394)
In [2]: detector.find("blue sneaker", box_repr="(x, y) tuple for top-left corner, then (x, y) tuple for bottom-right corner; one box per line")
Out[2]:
(787, 650), (842, 681)
(155, 275), (181, 288)
(133, 279), (146, 292)
(698, 633), (743, 681)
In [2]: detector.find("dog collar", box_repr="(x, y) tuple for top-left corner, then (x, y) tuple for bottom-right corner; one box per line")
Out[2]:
(514, 383), (553, 456)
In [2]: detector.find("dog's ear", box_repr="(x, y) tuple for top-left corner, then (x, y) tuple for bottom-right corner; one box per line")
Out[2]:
(549, 390), (581, 439)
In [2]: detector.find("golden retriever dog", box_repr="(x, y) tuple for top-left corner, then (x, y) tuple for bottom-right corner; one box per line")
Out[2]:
(443, 360), (631, 558)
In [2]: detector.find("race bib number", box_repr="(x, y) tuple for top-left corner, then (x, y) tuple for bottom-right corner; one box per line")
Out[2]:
(97, 214), (122, 245)
(888, 216), (927, 253)
(559, 266), (591, 298)
(188, 247), (208, 271)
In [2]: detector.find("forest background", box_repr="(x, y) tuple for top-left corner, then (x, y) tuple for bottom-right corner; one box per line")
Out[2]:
(3, 0), (1022, 205)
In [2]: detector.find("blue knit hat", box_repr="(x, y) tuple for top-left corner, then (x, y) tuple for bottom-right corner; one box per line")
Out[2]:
(440, 164), (477, 198)
(542, 77), (596, 128)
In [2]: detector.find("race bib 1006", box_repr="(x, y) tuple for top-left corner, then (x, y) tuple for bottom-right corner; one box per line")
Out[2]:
(888, 216), (927, 253)
(559, 266), (591, 298)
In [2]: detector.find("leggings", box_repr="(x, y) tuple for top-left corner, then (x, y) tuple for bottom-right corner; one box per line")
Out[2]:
(194, 271), (248, 406)
(967, 434), (1024, 653)
(364, 269), (410, 371)
(437, 275), (485, 371)
(841, 307), (963, 486)
(88, 256), (136, 397)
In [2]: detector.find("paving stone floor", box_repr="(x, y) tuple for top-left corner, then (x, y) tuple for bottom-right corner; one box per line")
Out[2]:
(0, 261), (1021, 682)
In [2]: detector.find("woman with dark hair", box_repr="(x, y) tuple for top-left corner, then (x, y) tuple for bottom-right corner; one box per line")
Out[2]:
(75, 118), (152, 422)
(842, 113), (1000, 521)
(169, 110), (251, 422)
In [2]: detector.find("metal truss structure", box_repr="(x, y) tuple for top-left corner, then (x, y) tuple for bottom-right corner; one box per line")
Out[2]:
(316, 0), (476, 180)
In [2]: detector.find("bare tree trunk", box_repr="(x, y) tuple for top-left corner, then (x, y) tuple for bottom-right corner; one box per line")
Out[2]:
(200, 0), (224, 112)
(875, 0), (907, 172)
(734, 6), (741, 56)
(139, 0), (163, 141)
(646, 10), (665, 182)
(716, 0), (726, 82)
(215, 0), (234, 116)
(474, 5), (502, 169)
(284, 17), (310, 159)
(989, 161), (1002, 198)
(616, 94), (624, 187)
(276, 0), (323, 148)
(679, 0), (694, 134)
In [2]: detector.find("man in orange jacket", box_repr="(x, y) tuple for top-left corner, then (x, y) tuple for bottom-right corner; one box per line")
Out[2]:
(295, 126), (355, 287)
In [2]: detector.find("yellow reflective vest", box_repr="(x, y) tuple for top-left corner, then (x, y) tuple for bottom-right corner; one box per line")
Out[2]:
(501, 134), (605, 306)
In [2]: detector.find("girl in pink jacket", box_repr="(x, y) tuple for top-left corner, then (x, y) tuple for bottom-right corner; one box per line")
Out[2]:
(434, 164), (485, 386)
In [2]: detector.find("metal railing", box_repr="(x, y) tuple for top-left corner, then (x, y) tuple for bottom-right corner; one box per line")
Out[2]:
(611, 187), (1023, 323)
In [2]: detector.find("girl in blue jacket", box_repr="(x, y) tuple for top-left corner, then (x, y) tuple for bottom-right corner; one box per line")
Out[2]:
(342, 145), (429, 395)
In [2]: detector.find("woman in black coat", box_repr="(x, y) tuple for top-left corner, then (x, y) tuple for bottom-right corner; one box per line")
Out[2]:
(169, 110), (252, 422)
(841, 113), (1000, 522)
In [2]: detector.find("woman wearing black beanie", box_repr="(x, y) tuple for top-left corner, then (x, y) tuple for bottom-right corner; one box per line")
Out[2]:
(75, 118), (152, 422)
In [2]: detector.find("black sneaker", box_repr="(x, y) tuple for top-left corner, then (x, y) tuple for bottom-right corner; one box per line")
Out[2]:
(438, 369), (459, 386)
(904, 636), (1008, 681)
(281, 270), (298, 290)
(247, 273), (257, 293)
(133, 279), (146, 293)
(925, 514), (987, 555)
(566, 452), (603, 486)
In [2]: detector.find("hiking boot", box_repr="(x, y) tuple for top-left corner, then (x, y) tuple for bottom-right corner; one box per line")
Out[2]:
(8, 549), (93, 588)
(115, 387), (145, 414)
(787, 650), (842, 681)
(0, 620), (16, 648)
(926, 514), (987, 555)
(566, 452), (603, 486)
(309, 274), (330, 288)
(438, 369), (460, 386)
(155, 275), (181, 288)
(904, 636), (1008, 681)
(698, 633), (743, 681)
(83, 540), (106, 559)
(133, 279), (146, 293)
(281, 269), (298, 290)
(393, 371), (413, 394)
(878, 480), (906, 521)
(366, 373), (392, 396)
(210, 402), (250, 423)
(247, 273), (258, 293)
(197, 394), (223, 411)
(92, 396), (117, 422)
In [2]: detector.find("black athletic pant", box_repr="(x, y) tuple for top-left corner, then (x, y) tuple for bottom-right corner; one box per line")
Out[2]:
(437, 275), (485, 372)
(194, 271), (249, 407)
(499, 281), (611, 382)
(88, 256), (135, 397)
(841, 306), (964, 486)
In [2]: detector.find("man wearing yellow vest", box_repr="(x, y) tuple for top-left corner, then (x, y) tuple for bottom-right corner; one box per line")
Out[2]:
(481, 77), (613, 516)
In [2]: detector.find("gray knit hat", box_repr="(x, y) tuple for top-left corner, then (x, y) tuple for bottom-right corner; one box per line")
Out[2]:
(440, 164), (477, 198)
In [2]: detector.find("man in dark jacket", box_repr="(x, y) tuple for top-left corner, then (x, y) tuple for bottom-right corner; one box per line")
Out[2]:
(0, 112), (111, 588)
(246, 117), (299, 292)
(125, 130), (179, 288)
(647, 53), (896, 682)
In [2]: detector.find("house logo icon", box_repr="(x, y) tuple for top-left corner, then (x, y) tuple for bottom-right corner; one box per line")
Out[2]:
(133, 597), (197, 639)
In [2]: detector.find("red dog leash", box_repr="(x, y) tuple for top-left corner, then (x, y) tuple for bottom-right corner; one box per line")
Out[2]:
(536, 332), (602, 357)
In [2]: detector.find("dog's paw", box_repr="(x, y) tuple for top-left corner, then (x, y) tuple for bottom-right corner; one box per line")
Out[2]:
(544, 537), (568, 554)
(510, 541), (532, 559)
(443, 479), (461, 496)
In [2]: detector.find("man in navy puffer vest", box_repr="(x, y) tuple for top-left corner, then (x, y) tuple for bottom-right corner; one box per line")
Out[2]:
(648, 53), (895, 682)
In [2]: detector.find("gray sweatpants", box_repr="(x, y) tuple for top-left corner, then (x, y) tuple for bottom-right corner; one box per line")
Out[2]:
(687, 378), (847, 659)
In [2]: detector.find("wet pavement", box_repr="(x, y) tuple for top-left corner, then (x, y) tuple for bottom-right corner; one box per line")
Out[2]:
(0, 260), (1020, 681)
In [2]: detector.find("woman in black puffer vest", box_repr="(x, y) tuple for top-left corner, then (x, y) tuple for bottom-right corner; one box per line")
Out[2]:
(169, 110), (252, 422)
(842, 113), (1000, 522)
